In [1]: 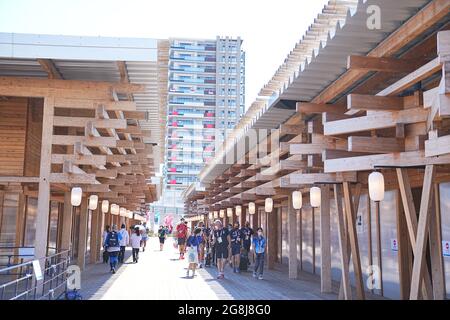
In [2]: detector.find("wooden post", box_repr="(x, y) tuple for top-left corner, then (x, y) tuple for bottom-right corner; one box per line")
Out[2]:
(410, 165), (435, 300)
(267, 209), (277, 270)
(396, 190), (412, 299)
(374, 200), (384, 296)
(60, 192), (73, 253)
(429, 183), (446, 299)
(35, 96), (54, 262)
(367, 193), (374, 294)
(77, 197), (88, 270)
(335, 184), (352, 300)
(320, 185), (332, 292)
(396, 168), (433, 299)
(90, 206), (100, 264)
(14, 193), (26, 264)
(298, 208), (303, 271)
(343, 182), (365, 300)
(312, 206), (316, 274)
(287, 194), (298, 279)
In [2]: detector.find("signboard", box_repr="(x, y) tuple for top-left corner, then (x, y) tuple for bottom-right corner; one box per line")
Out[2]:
(32, 260), (43, 281)
(443, 241), (450, 257)
(390, 239), (398, 252)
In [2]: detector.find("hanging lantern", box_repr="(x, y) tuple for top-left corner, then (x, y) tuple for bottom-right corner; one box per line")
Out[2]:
(71, 187), (82, 206)
(292, 191), (302, 210)
(101, 200), (109, 213)
(265, 198), (273, 213)
(219, 209), (225, 218)
(248, 202), (256, 215)
(119, 207), (127, 217)
(111, 204), (120, 215)
(369, 171), (385, 202)
(227, 208), (233, 217)
(208, 212), (213, 220)
(235, 205), (242, 216)
(88, 195), (98, 210)
(310, 187), (321, 208)
(214, 211), (218, 219)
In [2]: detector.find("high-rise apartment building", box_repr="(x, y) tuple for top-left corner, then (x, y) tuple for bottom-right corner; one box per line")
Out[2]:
(151, 36), (245, 219)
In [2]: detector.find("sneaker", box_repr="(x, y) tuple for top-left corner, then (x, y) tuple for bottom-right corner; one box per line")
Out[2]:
(253, 272), (257, 278)
(258, 275), (263, 280)
(112, 268), (116, 274)
(216, 274), (222, 279)
(236, 269), (240, 273)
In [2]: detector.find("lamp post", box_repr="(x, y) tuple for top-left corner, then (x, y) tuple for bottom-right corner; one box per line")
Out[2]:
(310, 187), (321, 274)
(368, 171), (385, 295)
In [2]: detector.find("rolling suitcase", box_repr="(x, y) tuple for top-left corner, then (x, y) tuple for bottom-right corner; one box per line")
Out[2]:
(239, 251), (249, 271)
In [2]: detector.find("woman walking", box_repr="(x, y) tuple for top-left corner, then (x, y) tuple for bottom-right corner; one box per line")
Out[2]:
(158, 225), (167, 251)
(130, 226), (142, 263)
(252, 227), (266, 280)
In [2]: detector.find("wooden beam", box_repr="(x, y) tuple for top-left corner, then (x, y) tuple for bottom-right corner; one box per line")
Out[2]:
(347, 94), (404, 112)
(296, 102), (346, 115)
(342, 182), (365, 300)
(37, 59), (63, 79)
(347, 56), (418, 73)
(348, 136), (404, 153)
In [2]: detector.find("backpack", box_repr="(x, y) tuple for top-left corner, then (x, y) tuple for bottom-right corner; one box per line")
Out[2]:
(108, 231), (119, 247)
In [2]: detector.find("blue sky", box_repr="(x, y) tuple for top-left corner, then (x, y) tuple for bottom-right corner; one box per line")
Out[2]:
(0, 0), (328, 108)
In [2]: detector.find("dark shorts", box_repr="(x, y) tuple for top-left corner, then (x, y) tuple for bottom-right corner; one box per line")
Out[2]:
(231, 243), (241, 256)
(159, 237), (165, 244)
(177, 238), (186, 246)
(216, 246), (229, 259)
(243, 241), (251, 252)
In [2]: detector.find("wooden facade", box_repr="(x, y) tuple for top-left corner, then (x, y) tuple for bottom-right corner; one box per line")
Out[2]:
(185, 1), (450, 300)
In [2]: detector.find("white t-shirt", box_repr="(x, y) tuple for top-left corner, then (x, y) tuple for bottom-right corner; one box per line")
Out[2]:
(130, 233), (142, 249)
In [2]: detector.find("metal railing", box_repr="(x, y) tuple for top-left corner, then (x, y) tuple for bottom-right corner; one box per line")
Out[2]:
(0, 249), (70, 300)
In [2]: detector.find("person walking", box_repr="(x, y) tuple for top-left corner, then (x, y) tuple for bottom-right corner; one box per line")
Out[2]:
(158, 225), (167, 251)
(212, 220), (230, 279)
(252, 227), (266, 280)
(104, 225), (122, 274)
(130, 226), (142, 263)
(241, 221), (254, 265)
(230, 221), (243, 273)
(118, 224), (129, 263)
(102, 225), (110, 264)
(175, 218), (188, 260)
(185, 227), (202, 278)
(140, 223), (149, 252)
(227, 223), (233, 267)
(197, 221), (206, 268)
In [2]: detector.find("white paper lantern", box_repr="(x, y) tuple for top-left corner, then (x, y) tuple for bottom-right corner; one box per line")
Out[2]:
(208, 212), (213, 220)
(111, 204), (120, 215)
(71, 187), (82, 207)
(120, 207), (127, 217)
(249, 202), (256, 215)
(292, 191), (303, 210)
(369, 171), (385, 202)
(235, 205), (242, 216)
(101, 200), (109, 213)
(88, 195), (98, 210)
(265, 198), (273, 213)
(213, 211), (218, 219)
(310, 187), (321, 208)
(219, 209), (225, 218)
(227, 208), (233, 217)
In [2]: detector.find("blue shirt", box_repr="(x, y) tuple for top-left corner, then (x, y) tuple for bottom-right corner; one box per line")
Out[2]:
(252, 236), (266, 254)
(104, 231), (123, 248)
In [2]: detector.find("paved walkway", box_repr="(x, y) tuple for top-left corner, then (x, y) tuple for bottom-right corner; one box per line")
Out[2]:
(79, 237), (345, 300)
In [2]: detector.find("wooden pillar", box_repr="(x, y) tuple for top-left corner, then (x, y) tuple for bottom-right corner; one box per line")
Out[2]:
(312, 206), (316, 274)
(298, 208), (303, 271)
(90, 207), (100, 264)
(335, 184), (351, 300)
(287, 194), (298, 279)
(35, 96), (54, 261)
(429, 183), (446, 299)
(60, 192), (73, 253)
(367, 192), (374, 294)
(343, 182), (365, 300)
(410, 165), (435, 300)
(240, 207), (246, 227)
(77, 197), (88, 270)
(374, 200), (384, 296)
(267, 209), (277, 270)
(396, 190), (412, 300)
(252, 208), (258, 231)
(320, 185), (332, 292)
(13, 193), (26, 264)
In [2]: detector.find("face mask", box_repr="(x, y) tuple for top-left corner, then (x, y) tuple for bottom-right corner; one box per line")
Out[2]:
(258, 231), (262, 236)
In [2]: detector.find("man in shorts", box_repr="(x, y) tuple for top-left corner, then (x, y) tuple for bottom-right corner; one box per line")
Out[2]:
(176, 218), (188, 259)
(230, 221), (243, 273)
(213, 220), (230, 279)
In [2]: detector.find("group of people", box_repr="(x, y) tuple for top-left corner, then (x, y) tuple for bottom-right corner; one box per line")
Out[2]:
(173, 218), (266, 280)
(102, 223), (149, 273)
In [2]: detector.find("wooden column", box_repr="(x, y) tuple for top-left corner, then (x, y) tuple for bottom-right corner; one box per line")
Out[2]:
(374, 200), (384, 296)
(240, 207), (246, 227)
(35, 96), (54, 261)
(312, 206), (316, 274)
(320, 185), (332, 292)
(14, 193), (26, 264)
(77, 197), (88, 270)
(396, 190), (412, 300)
(429, 183), (446, 299)
(252, 208), (258, 230)
(410, 165), (435, 300)
(267, 209), (277, 270)
(335, 184), (352, 300)
(287, 194), (298, 279)
(60, 192), (73, 252)
(343, 182), (365, 300)
(90, 207), (100, 264)
(297, 208), (303, 271)
(367, 193), (374, 294)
